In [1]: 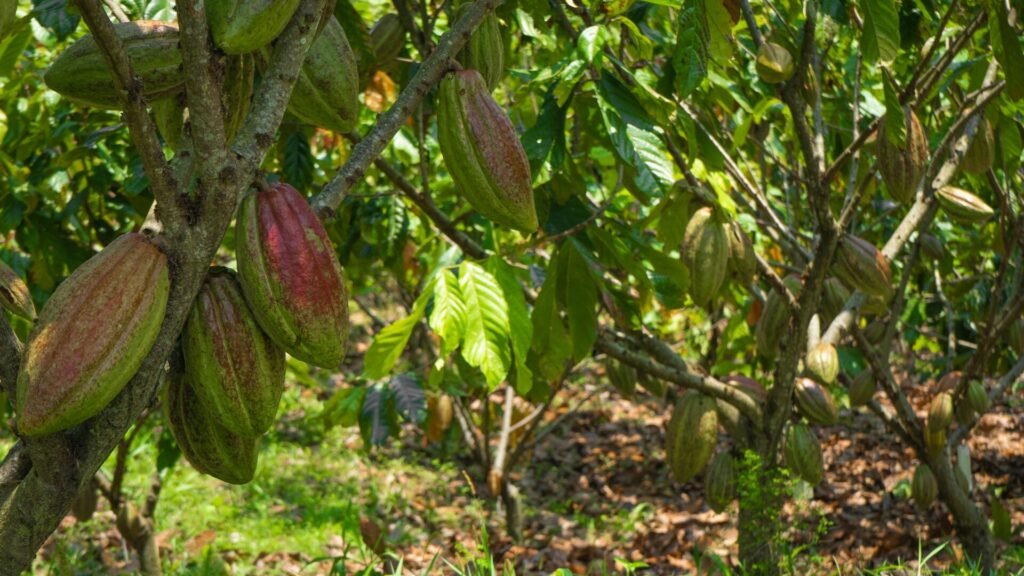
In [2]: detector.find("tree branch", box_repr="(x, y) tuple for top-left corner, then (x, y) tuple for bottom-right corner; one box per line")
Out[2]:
(175, 0), (227, 160)
(0, 315), (22, 398)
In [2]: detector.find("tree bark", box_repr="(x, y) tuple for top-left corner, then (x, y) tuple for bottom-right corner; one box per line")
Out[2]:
(929, 453), (995, 572)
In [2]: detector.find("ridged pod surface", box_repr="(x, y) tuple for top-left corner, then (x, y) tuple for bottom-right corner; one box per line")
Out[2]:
(152, 94), (186, 151)
(206, 0), (300, 54)
(222, 54), (255, 143)
(966, 381), (989, 414)
(919, 233), (944, 261)
(236, 182), (349, 368)
(794, 377), (838, 426)
(912, 463), (938, 509)
(44, 21), (183, 109)
(682, 207), (728, 307)
(936, 186), (994, 224)
(455, 5), (505, 90)
(927, 392), (954, 432)
(784, 422), (823, 485)
(17, 234), (169, 436)
(833, 235), (892, 300)
(755, 275), (801, 359)
(704, 451), (736, 513)
(755, 42), (794, 84)
(183, 268), (286, 437)
(437, 69), (537, 232)
(878, 107), (928, 204)
(665, 391), (718, 483)
(287, 16), (360, 134)
(848, 370), (876, 407)
(0, 258), (35, 320)
(715, 376), (766, 438)
(805, 342), (839, 385)
(961, 118), (994, 174)
(726, 221), (755, 285)
(164, 368), (258, 484)
(426, 394), (454, 443)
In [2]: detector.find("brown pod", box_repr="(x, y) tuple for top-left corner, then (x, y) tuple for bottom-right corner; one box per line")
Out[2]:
(832, 235), (893, 300)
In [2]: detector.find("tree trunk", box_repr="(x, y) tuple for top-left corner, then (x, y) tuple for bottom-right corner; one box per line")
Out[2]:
(929, 454), (994, 572)
(736, 453), (784, 576)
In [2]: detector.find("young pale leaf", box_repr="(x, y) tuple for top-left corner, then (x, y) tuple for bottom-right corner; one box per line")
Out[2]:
(488, 258), (534, 395)
(363, 280), (433, 380)
(861, 0), (900, 64)
(429, 269), (467, 356)
(577, 25), (607, 64)
(458, 261), (511, 390)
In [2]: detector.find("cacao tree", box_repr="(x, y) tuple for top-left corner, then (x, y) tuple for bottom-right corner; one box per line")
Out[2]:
(0, 0), (1022, 573)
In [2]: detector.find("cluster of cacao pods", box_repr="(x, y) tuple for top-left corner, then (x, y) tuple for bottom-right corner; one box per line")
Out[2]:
(682, 207), (753, 308)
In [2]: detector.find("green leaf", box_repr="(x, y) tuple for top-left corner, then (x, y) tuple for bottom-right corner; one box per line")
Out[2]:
(704, 0), (734, 65)
(458, 261), (512, 390)
(530, 254), (572, 380)
(32, 0), (79, 40)
(597, 73), (675, 196)
(281, 129), (314, 192)
(990, 4), (1024, 102)
(577, 25), (607, 64)
(881, 69), (906, 147)
(564, 242), (599, 361)
(321, 386), (369, 430)
(429, 269), (467, 356)
(861, 0), (900, 64)
(672, 0), (708, 99)
(363, 281), (432, 380)
(992, 497), (1013, 542)
(522, 88), (568, 174)
(488, 257), (534, 394)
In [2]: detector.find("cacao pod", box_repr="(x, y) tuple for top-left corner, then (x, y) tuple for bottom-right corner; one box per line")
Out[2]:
(726, 221), (756, 285)
(805, 342), (839, 385)
(682, 207), (729, 307)
(935, 186), (994, 224)
(17, 233), (169, 436)
(918, 233), (944, 261)
(961, 118), (995, 174)
(606, 358), (637, 399)
(966, 381), (989, 415)
(183, 267), (286, 438)
(206, 0), (301, 54)
(832, 235), (893, 300)
(370, 14), (406, 77)
(1008, 319), (1024, 355)
(911, 463), (938, 510)
(236, 182), (350, 368)
(877, 107), (928, 204)
(820, 278), (850, 326)
(437, 69), (538, 232)
(455, 6), (505, 91)
(755, 42), (794, 84)
(222, 54), (255, 144)
(927, 391), (954, 432)
(152, 94), (186, 151)
(426, 393), (454, 443)
(44, 21), (183, 109)
(286, 16), (360, 134)
(863, 319), (886, 344)
(164, 368), (258, 484)
(955, 398), (975, 427)
(848, 370), (876, 408)
(0, 258), (35, 320)
(784, 422), (823, 485)
(755, 274), (802, 359)
(794, 377), (838, 426)
(716, 376), (765, 438)
(704, 451), (736, 513)
(665, 391), (718, 483)
(71, 479), (100, 523)
(936, 371), (961, 392)
(725, 375), (767, 404)
(925, 426), (947, 456)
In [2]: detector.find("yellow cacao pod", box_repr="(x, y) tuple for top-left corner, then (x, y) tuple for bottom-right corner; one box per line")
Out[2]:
(665, 391), (718, 483)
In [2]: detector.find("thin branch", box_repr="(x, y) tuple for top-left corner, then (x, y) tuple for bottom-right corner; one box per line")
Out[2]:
(102, 0), (129, 22)
(175, 0), (227, 160)
(491, 386), (515, 477)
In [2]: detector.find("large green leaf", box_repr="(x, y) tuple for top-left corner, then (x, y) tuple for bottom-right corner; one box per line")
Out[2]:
(488, 257), (534, 394)
(458, 261), (511, 390)
(861, 0), (900, 64)
(597, 73), (675, 196)
(673, 0), (708, 99)
(363, 280), (432, 380)
(564, 241), (599, 361)
(429, 268), (466, 355)
(531, 252), (572, 380)
(990, 4), (1024, 102)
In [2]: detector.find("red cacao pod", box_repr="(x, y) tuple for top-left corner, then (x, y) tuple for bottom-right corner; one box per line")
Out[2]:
(206, 0), (300, 54)
(961, 118), (994, 174)
(287, 16), (360, 133)
(784, 422), (823, 485)
(437, 69), (537, 232)
(832, 235), (892, 300)
(936, 186), (994, 224)
(0, 258), (35, 320)
(682, 207), (729, 307)
(877, 107), (928, 204)
(17, 234), (169, 436)
(236, 182), (350, 369)
(704, 451), (736, 512)
(183, 267), (286, 437)
(665, 391), (718, 483)
(805, 342), (839, 385)
(912, 463), (938, 510)
(794, 377), (838, 426)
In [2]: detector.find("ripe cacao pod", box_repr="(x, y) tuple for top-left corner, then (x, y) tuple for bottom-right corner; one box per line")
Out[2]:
(426, 393), (454, 443)
(286, 16), (360, 134)
(755, 274), (801, 359)
(912, 463), (938, 510)
(927, 391), (954, 432)
(236, 182), (350, 368)
(455, 5), (505, 91)
(966, 381), (989, 415)
(961, 118), (994, 174)
(877, 107), (928, 204)
(832, 235), (892, 300)
(682, 207), (729, 307)
(726, 221), (756, 285)
(784, 422), (823, 485)
(183, 267), (285, 438)
(805, 342), (839, 385)
(17, 233), (169, 436)
(794, 377), (838, 426)
(665, 391), (718, 483)
(437, 69), (538, 232)
(44, 21), (183, 109)
(755, 42), (794, 84)
(848, 370), (876, 408)
(0, 258), (35, 320)
(820, 278), (850, 326)
(918, 233), (944, 261)
(206, 0), (301, 54)
(704, 451), (736, 513)
(935, 186), (994, 224)
(164, 368), (258, 484)
(936, 371), (961, 392)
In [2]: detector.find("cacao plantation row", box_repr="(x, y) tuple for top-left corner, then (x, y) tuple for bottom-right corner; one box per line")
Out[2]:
(0, 0), (1022, 573)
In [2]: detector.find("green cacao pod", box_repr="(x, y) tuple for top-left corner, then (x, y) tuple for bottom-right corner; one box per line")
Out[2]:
(164, 368), (258, 484)
(71, 479), (100, 523)
(44, 21), (183, 109)
(878, 107), (928, 204)
(605, 358), (637, 399)
(966, 381), (989, 415)
(682, 207), (729, 307)
(16, 233), (169, 436)
(425, 393), (454, 443)
(704, 451), (736, 513)
(832, 235), (892, 300)
(863, 319), (886, 344)
(935, 186), (994, 224)
(455, 5), (505, 91)
(911, 463), (938, 510)
(0, 258), (35, 320)
(437, 69), (538, 232)
(236, 182), (350, 369)
(755, 274), (801, 359)
(820, 278), (850, 327)
(848, 370), (876, 408)
(918, 233), (944, 261)
(152, 94), (186, 151)
(955, 397), (975, 426)
(369, 14), (406, 77)
(665, 391), (718, 483)
(222, 54), (255, 144)
(794, 377), (838, 426)
(805, 342), (839, 385)
(784, 422), (823, 485)
(286, 16), (360, 134)
(726, 221), (756, 285)
(961, 118), (994, 174)
(925, 423), (947, 456)
(206, 0), (301, 54)
(183, 267), (286, 438)
(755, 42), (794, 84)
(715, 375), (766, 437)
(927, 391), (954, 432)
